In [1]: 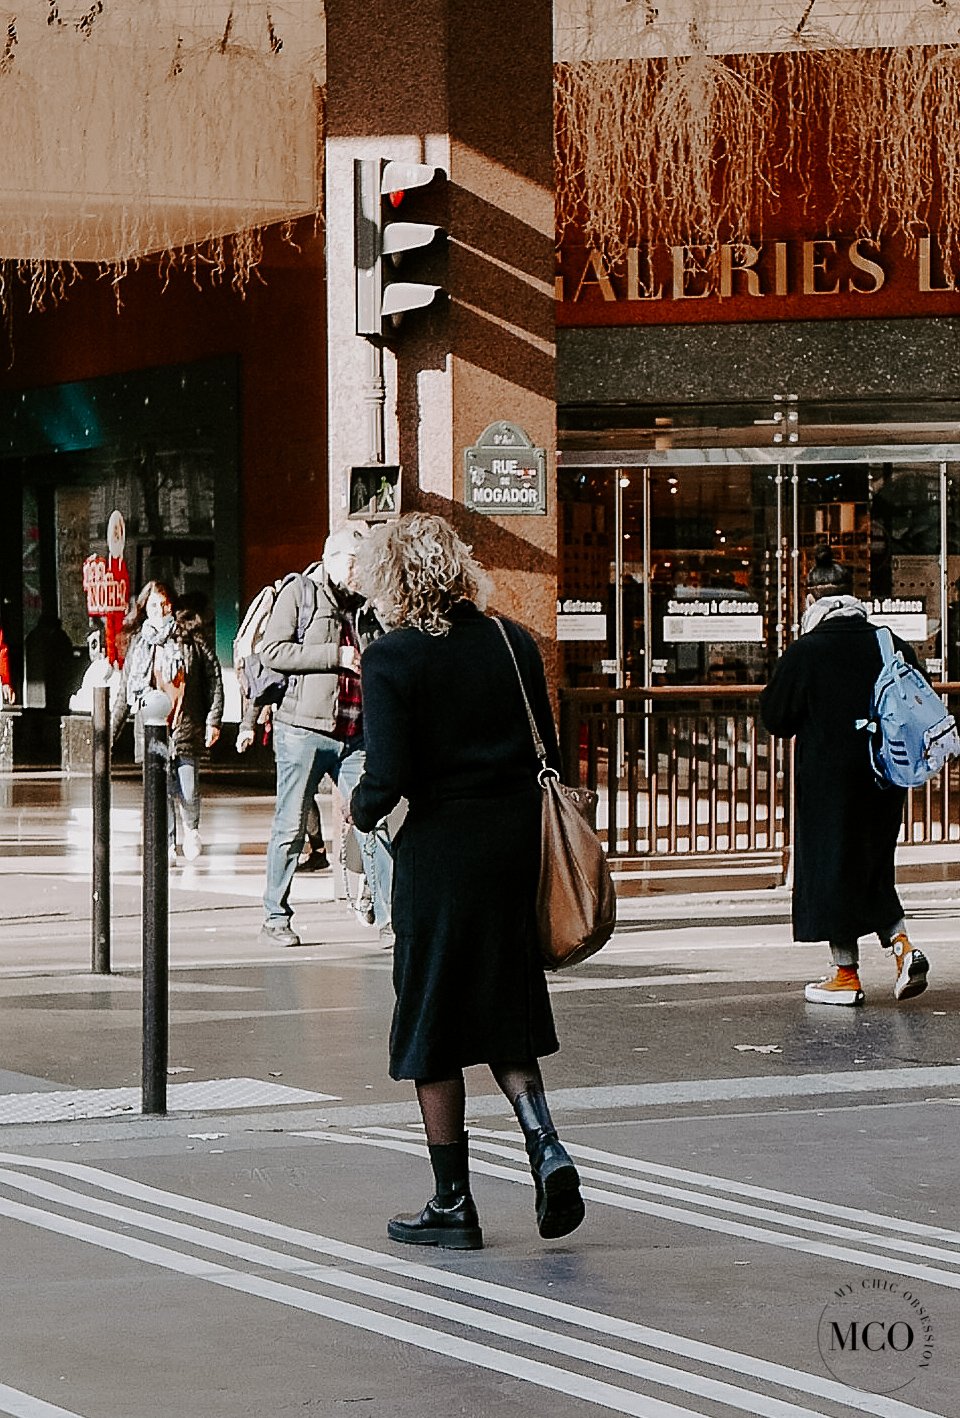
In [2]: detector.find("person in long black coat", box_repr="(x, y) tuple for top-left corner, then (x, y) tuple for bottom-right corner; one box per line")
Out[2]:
(760, 545), (929, 1006)
(349, 512), (585, 1250)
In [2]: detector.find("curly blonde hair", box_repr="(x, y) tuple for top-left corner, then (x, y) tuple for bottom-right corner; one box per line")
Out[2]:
(354, 513), (491, 635)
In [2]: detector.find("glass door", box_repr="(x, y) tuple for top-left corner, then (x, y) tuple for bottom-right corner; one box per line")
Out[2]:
(639, 464), (782, 687)
(640, 459), (950, 686)
(792, 462), (948, 677)
(556, 455), (956, 692)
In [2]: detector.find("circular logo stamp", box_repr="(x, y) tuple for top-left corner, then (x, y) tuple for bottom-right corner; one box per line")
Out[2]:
(818, 1277), (935, 1394)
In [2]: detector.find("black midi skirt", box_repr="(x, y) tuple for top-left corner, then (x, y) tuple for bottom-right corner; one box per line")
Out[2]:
(388, 785), (559, 1080)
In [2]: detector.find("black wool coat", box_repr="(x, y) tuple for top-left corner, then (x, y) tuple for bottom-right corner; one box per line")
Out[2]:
(760, 615), (916, 943)
(351, 601), (561, 1081)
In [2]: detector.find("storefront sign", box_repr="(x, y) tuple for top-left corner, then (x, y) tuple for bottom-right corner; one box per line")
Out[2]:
(867, 597), (927, 642)
(557, 234), (960, 329)
(557, 598), (606, 641)
(663, 598), (764, 644)
(82, 510), (130, 667)
(82, 557), (128, 614)
(464, 422), (547, 516)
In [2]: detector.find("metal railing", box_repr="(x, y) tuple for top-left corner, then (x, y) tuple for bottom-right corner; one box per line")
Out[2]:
(559, 684), (960, 874)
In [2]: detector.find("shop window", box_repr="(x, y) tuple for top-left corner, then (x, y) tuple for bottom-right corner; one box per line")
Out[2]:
(0, 357), (239, 695)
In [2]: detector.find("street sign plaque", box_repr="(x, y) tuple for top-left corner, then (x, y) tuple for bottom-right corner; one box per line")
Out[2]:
(464, 421), (547, 516)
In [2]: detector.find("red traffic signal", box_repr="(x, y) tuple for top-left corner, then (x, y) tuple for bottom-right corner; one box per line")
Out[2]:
(355, 159), (446, 335)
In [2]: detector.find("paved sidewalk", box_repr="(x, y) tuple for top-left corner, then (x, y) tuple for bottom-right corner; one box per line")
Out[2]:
(0, 773), (382, 974)
(3, 770), (960, 971)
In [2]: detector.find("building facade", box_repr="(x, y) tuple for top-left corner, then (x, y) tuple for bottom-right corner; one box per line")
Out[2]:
(1, 7), (959, 880)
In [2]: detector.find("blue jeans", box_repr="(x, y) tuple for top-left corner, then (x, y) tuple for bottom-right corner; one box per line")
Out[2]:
(338, 744), (394, 930)
(264, 723), (348, 926)
(168, 754), (199, 844)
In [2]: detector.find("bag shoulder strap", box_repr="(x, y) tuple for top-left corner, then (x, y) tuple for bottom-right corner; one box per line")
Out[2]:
(295, 575), (317, 644)
(273, 571), (316, 647)
(492, 616), (547, 768)
(875, 625), (897, 669)
(236, 583), (274, 642)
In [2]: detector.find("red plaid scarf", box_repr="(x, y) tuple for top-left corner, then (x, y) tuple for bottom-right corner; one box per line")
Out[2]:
(333, 614), (362, 740)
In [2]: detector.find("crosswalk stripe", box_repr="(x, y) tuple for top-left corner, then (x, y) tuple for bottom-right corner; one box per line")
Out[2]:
(451, 1138), (960, 1267)
(0, 1187), (793, 1418)
(0, 1386), (89, 1418)
(0, 1166), (838, 1418)
(0, 1150), (945, 1418)
(470, 1132), (960, 1247)
(298, 1135), (944, 1418)
(341, 1127), (960, 1293)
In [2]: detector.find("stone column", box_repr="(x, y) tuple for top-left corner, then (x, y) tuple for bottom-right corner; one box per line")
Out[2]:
(324, 0), (556, 652)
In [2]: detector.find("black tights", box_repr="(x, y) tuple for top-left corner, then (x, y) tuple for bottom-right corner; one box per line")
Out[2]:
(415, 1062), (544, 1145)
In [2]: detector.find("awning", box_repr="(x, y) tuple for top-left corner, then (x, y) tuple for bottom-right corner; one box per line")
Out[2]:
(0, 2), (325, 271)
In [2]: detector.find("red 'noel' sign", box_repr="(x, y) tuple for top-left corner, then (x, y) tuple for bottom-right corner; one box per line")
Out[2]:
(82, 556), (129, 615)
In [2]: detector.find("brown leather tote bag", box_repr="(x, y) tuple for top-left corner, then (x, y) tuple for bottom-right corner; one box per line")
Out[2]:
(494, 619), (617, 969)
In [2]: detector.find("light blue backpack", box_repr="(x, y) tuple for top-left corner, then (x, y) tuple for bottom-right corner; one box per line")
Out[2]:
(856, 626), (960, 788)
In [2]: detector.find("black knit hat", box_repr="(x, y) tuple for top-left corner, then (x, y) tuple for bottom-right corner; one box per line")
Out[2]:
(806, 542), (852, 593)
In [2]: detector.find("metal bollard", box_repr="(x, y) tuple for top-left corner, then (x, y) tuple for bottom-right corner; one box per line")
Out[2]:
(141, 689), (172, 1115)
(91, 685), (111, 975)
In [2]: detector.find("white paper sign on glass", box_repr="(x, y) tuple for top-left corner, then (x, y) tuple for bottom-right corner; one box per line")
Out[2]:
(557, 613), (607, 642)
(868, 613), (928, 641)
(663, 615), (764, 643)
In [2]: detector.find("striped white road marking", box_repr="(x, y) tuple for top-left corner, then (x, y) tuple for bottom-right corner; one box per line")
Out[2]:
(473, 1136), (960, 1244)
(457, 1137), (960, 1266)
(0, 1151), (946, 1418)
(0, 1166), (827, 1418)
(0, 1189), (713, 1418)
(0, 1385), (89, 1418)
(338, 1127), (960, 1292)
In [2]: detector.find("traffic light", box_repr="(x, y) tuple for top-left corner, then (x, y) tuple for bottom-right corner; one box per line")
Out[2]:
(354, 158), (446, 337)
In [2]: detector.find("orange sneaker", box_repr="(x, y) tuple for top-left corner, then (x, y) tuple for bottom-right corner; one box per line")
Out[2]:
(890, 934), (929, 1001)
(804, 966), (865, 1006)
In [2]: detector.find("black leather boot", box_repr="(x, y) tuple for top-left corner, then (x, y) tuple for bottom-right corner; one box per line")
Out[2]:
(513, 1088), (585, 1240)
(387, 1135), (483, 1250)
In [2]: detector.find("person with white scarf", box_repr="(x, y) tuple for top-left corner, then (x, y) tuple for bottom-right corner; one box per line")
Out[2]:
(760, 544), (929, 1007)
(112, 581), (223, 862)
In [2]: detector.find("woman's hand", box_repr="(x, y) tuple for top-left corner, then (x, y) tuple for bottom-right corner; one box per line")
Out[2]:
(205, 724), (221, 749)
(338, 644), (361, 674)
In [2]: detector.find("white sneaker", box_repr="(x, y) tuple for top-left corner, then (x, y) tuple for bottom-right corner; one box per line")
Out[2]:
(804, 967), (865, 1006)
(890, 935), (929, 1001)
(182, 828), (202, 862)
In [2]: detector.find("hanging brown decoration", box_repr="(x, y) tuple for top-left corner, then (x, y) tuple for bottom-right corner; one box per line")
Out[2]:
(555, 3), (960, 282)
(0, 2), (326, 309)
(556, 50), (775, 266)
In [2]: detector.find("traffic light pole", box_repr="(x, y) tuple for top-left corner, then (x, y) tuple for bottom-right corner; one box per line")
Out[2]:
(365, 340), (385, 465)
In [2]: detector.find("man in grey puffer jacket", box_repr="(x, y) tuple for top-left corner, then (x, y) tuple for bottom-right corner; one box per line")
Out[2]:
(258, 525), (390, 946)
